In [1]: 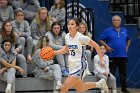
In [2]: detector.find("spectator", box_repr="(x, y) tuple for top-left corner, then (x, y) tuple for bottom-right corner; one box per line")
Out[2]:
(30, 7), (52, 49)
(12, 9), (33, 62)
(99, 15), (131, 93)
(9, 0), (40, 21)
(0, 0), (14, 28)
(32, 35), (62, 90)
(0, 39), (24, 93)
(0, 20), (27, 77)
(49, 0), (66, 27)
(78, 22), (93, 76)
(94, 45), (117, 93)
(45, 21), (69, 76)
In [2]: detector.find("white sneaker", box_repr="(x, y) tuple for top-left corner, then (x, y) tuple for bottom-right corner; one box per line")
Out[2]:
(56, 81), (62, 90)
(98, 79), (109, 93)
(5, 84), (12, 93)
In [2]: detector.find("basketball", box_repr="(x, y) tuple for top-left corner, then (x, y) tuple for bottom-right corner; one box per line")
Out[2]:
(40, 47), (54, 60)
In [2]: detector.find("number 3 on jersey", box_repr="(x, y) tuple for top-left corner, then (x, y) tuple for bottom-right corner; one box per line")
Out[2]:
(70, 50), (75, 56)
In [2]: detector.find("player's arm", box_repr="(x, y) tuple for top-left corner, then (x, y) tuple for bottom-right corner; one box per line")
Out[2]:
(80, 36), (104, 67)
(88, 40), (104, 65)
(54, 45), (69, 55)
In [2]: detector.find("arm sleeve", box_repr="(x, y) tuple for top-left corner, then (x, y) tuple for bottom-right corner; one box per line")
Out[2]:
(45, 32), (63, 50)
(0, 48), (5, 62)
(9, 6), (14, 20)
(24, 21), (31, 37)
(11, 21), (19, 34)
(55, 8), (66, 22)
(79, 36), (91, 45)
(15, 33), (22, 50)
(30, 20), (40, 40)
(31, 0), (40, 9)
(32, 49), (49, 68)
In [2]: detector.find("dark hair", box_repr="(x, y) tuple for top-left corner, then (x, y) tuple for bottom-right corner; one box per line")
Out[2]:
(51, 21), (62, 36)
(15, 9), (24, 17)
(1, 20), (15, 44)
(1, 39), (12, 49)
(67, 18), (79, 26)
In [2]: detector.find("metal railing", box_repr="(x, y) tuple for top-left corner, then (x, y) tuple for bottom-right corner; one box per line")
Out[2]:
(79, 8), (95, 39)
(110, 0), (140, 17)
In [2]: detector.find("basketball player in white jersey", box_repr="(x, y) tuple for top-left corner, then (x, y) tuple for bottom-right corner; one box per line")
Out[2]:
(54, 18), (109, 93)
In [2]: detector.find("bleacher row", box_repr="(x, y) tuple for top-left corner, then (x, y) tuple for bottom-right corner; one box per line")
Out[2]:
(0, 69), (101, 93)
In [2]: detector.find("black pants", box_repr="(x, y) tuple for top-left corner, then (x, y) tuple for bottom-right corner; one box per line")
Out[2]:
(109, 57), (127, 89)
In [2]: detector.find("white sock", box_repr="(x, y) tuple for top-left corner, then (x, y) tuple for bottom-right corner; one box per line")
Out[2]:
(5, 83), (12, 93)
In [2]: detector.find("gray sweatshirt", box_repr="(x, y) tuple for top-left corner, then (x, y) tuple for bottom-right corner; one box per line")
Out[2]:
(49, 6), (66, 26)
(0, 5), (14, 25)
(0, 47), (16, 69)
(32, 49), (54, 70)
(45, 31), (66, 50)
(12, 20), (31, 37)
(30, 19), (51, 40)
(9, 0), (40, 10)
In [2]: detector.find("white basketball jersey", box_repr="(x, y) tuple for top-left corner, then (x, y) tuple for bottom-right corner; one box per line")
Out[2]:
(65, 32), (87, 74)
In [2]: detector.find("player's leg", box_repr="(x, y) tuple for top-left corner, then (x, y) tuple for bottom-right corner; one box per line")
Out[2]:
(60, 75), (79, 93)
(73, 78), (109, 93)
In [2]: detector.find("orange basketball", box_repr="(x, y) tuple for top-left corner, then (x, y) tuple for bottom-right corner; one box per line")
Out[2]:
(40, 47), (54, 60)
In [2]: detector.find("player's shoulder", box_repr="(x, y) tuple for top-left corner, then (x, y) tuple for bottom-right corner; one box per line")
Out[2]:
(65, 33), (70, 38)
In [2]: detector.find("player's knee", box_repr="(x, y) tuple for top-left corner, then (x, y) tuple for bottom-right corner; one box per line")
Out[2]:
(61, 85), (68, 92)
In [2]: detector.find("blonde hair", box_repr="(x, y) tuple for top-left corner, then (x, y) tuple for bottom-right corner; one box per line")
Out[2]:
(35, 36), (50, 50)
(36, 7), (51, 31)
(79, 22), (90, 37)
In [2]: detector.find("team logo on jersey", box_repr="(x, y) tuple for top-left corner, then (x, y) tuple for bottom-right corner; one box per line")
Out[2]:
(68, 45), (78, 49)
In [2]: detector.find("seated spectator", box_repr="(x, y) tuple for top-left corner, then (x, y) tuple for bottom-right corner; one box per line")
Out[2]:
(94, 45), (117, 93)
(9, 0), (40, 21)
(0, 0), (14, 28)
(78, 22), (93, 76)
(0, 39), (24, 93)
(45, 21), (69, 76)
(12, 9), (33, 62)
(49, 0), (65, 27)
(32, 35), (62, 90)
(0, 20), (27, 77)
(30, 7), (52, 49)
